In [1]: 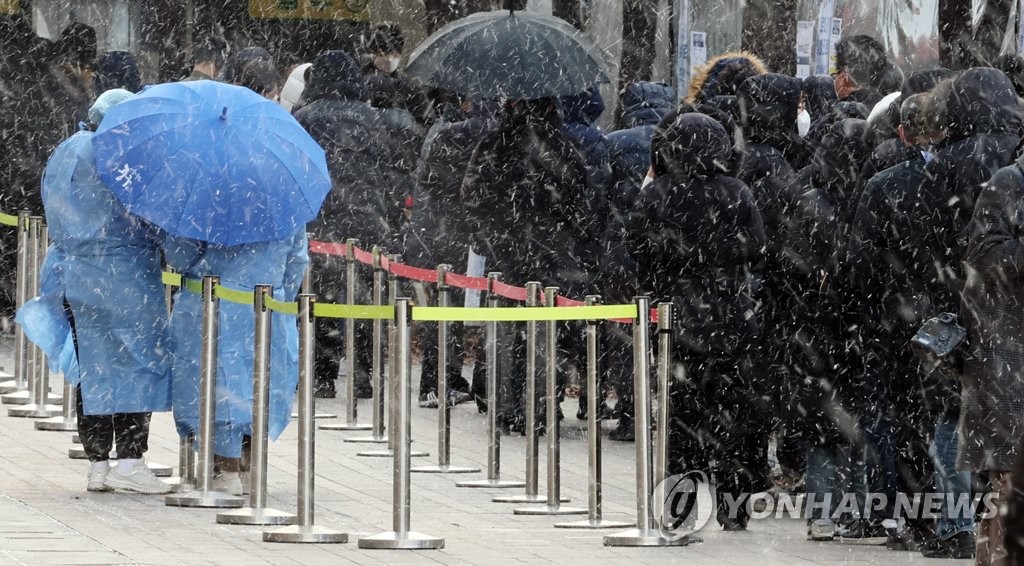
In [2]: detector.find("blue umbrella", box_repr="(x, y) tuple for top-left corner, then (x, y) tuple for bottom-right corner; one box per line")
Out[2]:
(93, 80), (331, 246)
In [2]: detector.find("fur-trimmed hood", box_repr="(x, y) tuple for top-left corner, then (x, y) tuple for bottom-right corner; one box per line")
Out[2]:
(685, 50), (768, 104)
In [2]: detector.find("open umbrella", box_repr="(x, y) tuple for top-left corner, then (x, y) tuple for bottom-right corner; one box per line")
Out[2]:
(404, 3), (612, 100)
(92, 80), (331, 246)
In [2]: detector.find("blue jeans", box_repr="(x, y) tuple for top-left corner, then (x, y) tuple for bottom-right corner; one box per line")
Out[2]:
(805, 443), (857, 522)
(931, 417), (974, 538)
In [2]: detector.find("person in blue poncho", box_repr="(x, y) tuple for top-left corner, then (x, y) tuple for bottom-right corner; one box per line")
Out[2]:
(21, 88), (172, 494)
(163, 208), (308, 496)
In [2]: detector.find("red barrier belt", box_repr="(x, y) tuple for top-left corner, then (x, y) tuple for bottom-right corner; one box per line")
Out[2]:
(308, 240), (347, 258)
(446, 272), (489, 291)
(354, 247), (374, 266)
(492, 280), (528, 302)
(388, 261), (438, 284)
(555, 296), (586, 307)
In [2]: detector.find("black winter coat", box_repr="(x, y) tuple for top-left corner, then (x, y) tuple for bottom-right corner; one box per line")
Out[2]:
(628, 113), (765, 357)
(461, 113), (597, 294)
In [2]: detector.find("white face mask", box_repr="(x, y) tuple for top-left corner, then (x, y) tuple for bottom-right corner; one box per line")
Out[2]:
(797, 109), (811, 138)
(921, 150), (935, 163)
(374, 54), (400, 74)
(640, 173), (655, 190)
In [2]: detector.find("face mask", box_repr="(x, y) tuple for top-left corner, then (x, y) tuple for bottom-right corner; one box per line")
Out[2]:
(640, 173), (655, 190)
(374, 54), (400, 73)
(797, 109), (811, 138)
(921, 150), (935, 163)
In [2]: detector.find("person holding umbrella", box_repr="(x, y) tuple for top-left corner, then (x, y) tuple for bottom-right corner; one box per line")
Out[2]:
(20, 88), (172, 494)
(92, 80), (331, 495)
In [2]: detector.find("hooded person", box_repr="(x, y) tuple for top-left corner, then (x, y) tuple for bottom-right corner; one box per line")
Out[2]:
(625, 112), (766, 530)
(461, 97), (596, 430)
(834, 34), (890, 108)
(952, 68), (1024, 563)
(93, 50), (142, 94)
(279, 62), (310, 112)
(294, 50), (417, 399)
(558, 86), (611, 196)
(360, 23), (430, 125)
(850, 91), (977, 557)
(685, 51), (768, 104)
(783, 118), (876, 540)
(18, 88), (172, 495)
(219, 46), (273, 84)
(802, 75), (839, 123)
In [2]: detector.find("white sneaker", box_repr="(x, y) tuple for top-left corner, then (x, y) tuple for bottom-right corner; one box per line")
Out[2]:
(418, 392), (439, 408)
(104, 460), (172, 494)
(808, 519), (836, 541)
(87, 465), (112, 492)
(212, 473), (244, 496)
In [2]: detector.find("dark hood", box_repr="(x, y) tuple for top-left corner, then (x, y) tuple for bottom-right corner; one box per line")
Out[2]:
(738, 73), (801, 136)
(651, 113), (732, 181)
(620, 81), (675, 128)
(802, 75), (838, 118)
(946, 67), (1023, 142)
(558, 86), (605, 126)
(304, 50), (367, 103)
(94, 50), (141, 93)
(220, 47), (272, 84)
(815, 118), (875, 177)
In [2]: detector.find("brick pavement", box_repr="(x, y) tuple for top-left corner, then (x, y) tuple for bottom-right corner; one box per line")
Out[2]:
(0, 333), (969, 565)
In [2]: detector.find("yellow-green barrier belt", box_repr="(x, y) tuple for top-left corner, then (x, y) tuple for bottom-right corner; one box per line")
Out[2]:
(162, 271), (183, 287)
(314, 303), (394, 320)
(265, 296), (298, 315)
(413, 305), (638, 322)
(214, 285), (255, 306)
(0, 213), (19, 227)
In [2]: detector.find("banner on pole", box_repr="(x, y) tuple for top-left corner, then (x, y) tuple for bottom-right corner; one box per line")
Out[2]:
(1019, 0), (1024, 53)
(814, 0), (836, 76)
(675, 0), (691, 102)
(829, 17), (843, 75)
(796, 20), (814, 78)
(689, 32), (707, 79)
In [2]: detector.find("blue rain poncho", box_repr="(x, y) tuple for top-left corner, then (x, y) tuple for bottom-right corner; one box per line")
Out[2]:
(18, 130), (171, 415)
(163, 230), (308, 457)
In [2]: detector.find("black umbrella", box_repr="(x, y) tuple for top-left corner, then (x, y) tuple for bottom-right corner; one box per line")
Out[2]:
(405, 4), (611, 100)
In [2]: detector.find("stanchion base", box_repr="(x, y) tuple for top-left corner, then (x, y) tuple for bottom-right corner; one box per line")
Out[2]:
(356, 449), (429, 458)
(34, 417), (77, 431)
(290, 412), (337, 420)
(492, 493), (568, 503)
(455, 478), (526, 488)
(0, 381), (23, 394)
(169, 481), (195, 493)
(343, 435), (388, 444)
(8, 403), (62, 418)
(358, 531), (444, 550)
(164, 490), (245, 508)
(514, 504), (586, 516)
(263, 524), (348, 543)
(1, 391), (31, 405)
(68, 444), (87, 459)
(554, 517), (634, 529)
(1, 392), (61, 406)
(217, 506), (296, 525)
(318, 422), (372, 431)
(411, 464), (481, 474)
(603, 527), (695, 547)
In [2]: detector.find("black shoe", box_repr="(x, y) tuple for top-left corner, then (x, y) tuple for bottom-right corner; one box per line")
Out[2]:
(608, 419), (635, 441)
(886, 524), (930, 551)
(920, 531), (976, 559)
(717, 511), (748, 531)
(353, 385), (373, 399)
(476, 394), (488, 414)
(839, 519), (888, 545)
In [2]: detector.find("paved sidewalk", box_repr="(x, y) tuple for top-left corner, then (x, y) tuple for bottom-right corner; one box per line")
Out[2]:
(0, 333), (968, 565)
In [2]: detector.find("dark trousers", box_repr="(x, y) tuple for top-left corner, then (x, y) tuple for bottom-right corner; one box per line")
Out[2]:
(418, 320), (471, 396)
(312, 254), (372, 393)
(75, 385), (150, 462)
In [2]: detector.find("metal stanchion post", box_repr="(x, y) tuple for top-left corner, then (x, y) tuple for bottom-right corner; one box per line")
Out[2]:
(219, 285), (296, 525)
(165, 276), (245, 508)
(10, 218), (61, 417)
(35, 381), (77, 431)
(320, 239), (371, 432)
(169, 433), (197, 490)
(492, 281), (557, 502)
(264, 294), (347, 542)
(359, 255), (427, 458)
(605, 300), (688, 546)
(3, 215), (37, 404)
(457, 273), (525, 489)
(344, 246), (389, 445)
(413, 265), (479, 473)
(359, 298), (444, 549)
(515, 287), (584, 515)
(556, 296), (634, 528)
(0, 212), (30, 395)
(292, 255), (335, 421)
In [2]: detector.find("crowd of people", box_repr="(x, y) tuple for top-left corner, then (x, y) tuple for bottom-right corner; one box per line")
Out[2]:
(5, 13), (1024, 564)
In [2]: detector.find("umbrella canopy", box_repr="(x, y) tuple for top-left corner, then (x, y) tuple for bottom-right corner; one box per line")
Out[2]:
(405, 8), (612, 100)
(93, 80), (331, 246)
